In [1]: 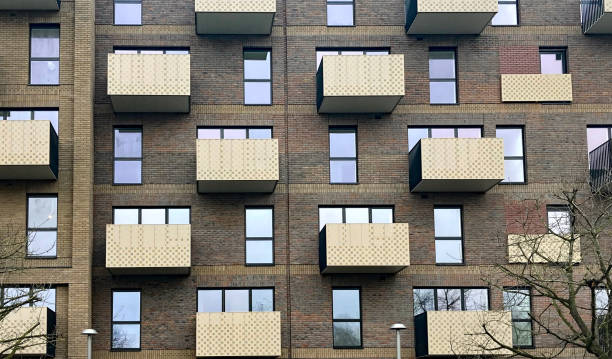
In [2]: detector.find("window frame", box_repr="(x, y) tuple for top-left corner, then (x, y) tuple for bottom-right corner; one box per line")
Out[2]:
(433, 205), (465, 266)
(0, 286), (56, 311)
(318, 206), (395, 231)
(113, 0), (142, 26)
(0, 108), (59, 135)
(113, 47), (190, 54)
(112, 207), (191, 225)
(587, 125), (612, 156)
(413, 287), (490, 314)
(491, 0), (520, 27)
(329, 127), (358, 185)
(428, 48), (458, 105)
(196, 288), (275, 312)
(29, 24), (60, 86)
(408, 126), (484, 151)
(26, 194), (58, 259)
(496, 126), (527, 185)
(326, 0), (355, 27)
(245, 206), (275, 266)
(113, 126), (143, 186)
(332, 287), (362, 349)
(111, 289), (141, 352)
(196, 126), (273, 139)
(316, 48), (390, 70)
(243, 48), (272, 106)
(539, 47), (568, 75)
(503, 287), (534, 349)
(546, 205), (572, 235)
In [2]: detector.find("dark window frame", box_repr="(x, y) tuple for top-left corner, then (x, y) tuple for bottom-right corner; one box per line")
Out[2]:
(433, 205), (465, 266)
(245, 206), (275, 266)
(113, 47), (190, 54)
(539, 47), (568, 74)
(315, 48), (391, 70)
(0, 108), (59, 135)
(111, 289), (142, 352)
(26, 193), (58, 259)
(29, 24), (60, 86)
(196, 126), (273, 139)
(408, 126), (484, 151)
(413, 287), (491, 313)
(329, 127), (358, 185)
(112, 207), (191, 225)
(196, 287), (275, 312)
(428, 47), (458, 105)
(332, 287), (362, 349)
(491, 0), (520, 27)
(326, 0), (355, 27)
(546, 205), (572, 235)
(586, 125), (612, 157)
(113, 0), (142, 26)
(318, 205), (395, 230)
(243, 48), (272, 106)
(113, 126), (143, 186)
(496, 125), (527, 185)
(503, 286), (534, 349)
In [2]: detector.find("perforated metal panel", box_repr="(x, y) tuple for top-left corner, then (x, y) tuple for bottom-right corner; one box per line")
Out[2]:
(0, 120), (57, 180)
(501, 74), (573, 102)
(508, 234), (581, 263)
(195, 0), (276, 35)
(0, 307), (53, 356)
(406, 0), (498, 34)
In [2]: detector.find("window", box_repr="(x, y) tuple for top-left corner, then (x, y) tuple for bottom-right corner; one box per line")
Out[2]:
(332, 288), (361, 348)
(245, 208), (274, 265)
(434, 206), (463, 264)
(197, 288), (274, 312)
(319, 206), (393, 231)
(587, 127), (612, 154)
(413, 288), (489, 316)
(197, 127), (272, 139)
(112, 290), (140, 350)
(27, 195), (57, 258)
(0, 109), (59, 135)
(1, 287), (56, 312)
(491, 0), (518, 26)
(503, 288), (532, 347)
(113, 48), (189, 54)
(30, 26), (59, 85)
(429, 49), (457, 104)
(547, 206), (571, 235)
(114, 128), (142, 185)
(244, 50), (272, 105)
(113, 207), (190, 224)
(114, 0), (142, 25)
(540, 48), (567, 75)
(329, 128), (357, 184)
(327, 0), (354, 26)
(408, 127), (482, 151)
(496, 127), (525, 184)
(316, 49), (389, 69)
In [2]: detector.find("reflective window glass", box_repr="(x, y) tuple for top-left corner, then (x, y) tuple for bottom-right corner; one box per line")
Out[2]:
(114, 0), (142, 25)
(225, 290), (249, 312)
(491, 1), (518, 26)
(327, 0), (354, 26)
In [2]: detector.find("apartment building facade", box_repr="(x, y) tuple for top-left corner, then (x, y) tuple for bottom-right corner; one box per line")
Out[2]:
(2, 0), (612, 358)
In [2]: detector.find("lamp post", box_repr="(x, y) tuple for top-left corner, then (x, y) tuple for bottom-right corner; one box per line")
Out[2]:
(390, 323), (406, 359)
(81, 329), (98, 359)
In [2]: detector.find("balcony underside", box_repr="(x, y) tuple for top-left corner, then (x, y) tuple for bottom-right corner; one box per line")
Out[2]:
(322, 265), (406, 274)
(196, 12), (274, 35)
(585, 12), (612, 33)
(318, 95), (403, 114)
(0, 0), (59, 10)
(110, 95), (190, 113)
(411, 178), (502, 193)
(107, 266), (190, 276)
(406, 12), (495, 35)
(0, 165), (57, 180)
(197, 179), (277, 193)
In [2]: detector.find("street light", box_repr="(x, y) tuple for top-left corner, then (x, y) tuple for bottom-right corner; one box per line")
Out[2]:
(390, 323), (407, 359)
(81, 329), (98, 359)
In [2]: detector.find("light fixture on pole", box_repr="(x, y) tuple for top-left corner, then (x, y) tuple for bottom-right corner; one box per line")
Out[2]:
(390, 323), (407, 359)
(81, 329), (98, 359)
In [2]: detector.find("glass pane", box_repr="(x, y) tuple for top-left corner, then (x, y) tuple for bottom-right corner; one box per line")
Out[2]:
(114, 50), (138, 54)
(429, 51), (455, 79)
(6, 111), (31, 120)
(34, 288), (56, 311)
(330, 131), (356, 158)
(319, 208), (343, 231)
(596, 288), (609, 316)
(165, 50), (189, 55)
(31, 28), (59, 58)
(340, 51), (363, 56)
(225, 290), (249, 312)
(198, 128), (221, 139)
(30, 61), (59, 85)
(34, 110), (59, 134)
(548, 209), (571, 235)
(513, 321), (533, 347)
(114, 3), (142, 25)
(249, 128), (272, 139)
(139, 50), (163, 54)
(365, 51), (390, 56)
(28, 197), (57, 228)
(371, 208), (393, 223)
(114, 208), (139, 224)
(244, 82), (271, 105)
(587, 128), (610, 153)
(434, 208), (462, 237)
(112, 324), (140, 349)
(246, 209), (273, 238)
(464, 289), (489, 310)
(246, 240), (273, 264)
(252, 289), (274, 312)
(540, 52), (564, 75)
(496, 128), (523, 157)
(112, 291), (140, 321)
(114, 160), (142, 184)
(330, 160), (357, 183)
(198, 290), (222, 312)
(345, 208), (368, 223)
(28, 231), (57, 257)
(115, 129), (142, 158)
(413, 289), (435, 316)
(504, 289), (531, 320)
(431, 128), (455, 138)
(327, 4), (354, 26)
(333, 289), (360, 319)
(408, 128), (429, 151)
(244, 51), (271, 80)
(435, 240), (463, 264)
(436, 288), (462, 311)
(3, 288), (31, 307)
(224, 129), (247, 139)
(430, 81), (457, 104)
(168, 208), (190, 224)
(316, 51), (339, 69)
(333, 322), (361, 347)
(503, 159), (525, 183)
(141, 208), (165, 225)
(491, 4), (518, 26)
(458, 128), (482, 138)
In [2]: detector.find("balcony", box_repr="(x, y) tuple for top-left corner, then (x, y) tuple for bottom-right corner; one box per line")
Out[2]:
(0, 307), (56, 357)
(405, 0), (498, 35)
(316, 55), (405, 114)
(107, 53), (191, 113)
(508, 234), (581, 263)
(582, 0), (612, 34)
(414, 311), (512, 357)
(319, 223), (410, 274)
(0, 0), (59, 10)
(590, 139), (612, 193)
(197, 139), (279, 193)
(0, 120), (58, 180)
(106, 224), (191, 275)
(196, 311), (281, 357)
(195, 0), (276, 35)
(501, 74), (573, 102)
(409, 138), (504, 192)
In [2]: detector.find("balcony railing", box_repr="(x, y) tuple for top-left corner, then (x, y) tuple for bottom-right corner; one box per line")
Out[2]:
(106, 224), (191, 275)
(0, 0), (59, 10)
(0, 307), (56, 357)
(405, 0), (498, 34)
(195, 0), (276, 35)
(582, 0), (612, 34)
(319, 223), (410, 274)
(0, 120), (58, 180)
(508, 234), (581, 263)
(501, 74), (573, 102)
(590, 139), (612, 192)
(196, 312), (281, 357)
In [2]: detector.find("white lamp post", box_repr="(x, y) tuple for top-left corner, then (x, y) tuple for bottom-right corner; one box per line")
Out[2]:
(81, 329), (98, 359)
(390, 323), (407, 359)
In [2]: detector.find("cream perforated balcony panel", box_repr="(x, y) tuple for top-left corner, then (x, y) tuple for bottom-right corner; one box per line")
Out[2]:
(195, 0), (276, 34)
(107, 53), (191, 113)
(508, 234), (581, 264)
(415, 311), (513, 357)
(197, 139), (279, 193)
(0, 120), (58, 180)
(106, 224), (191, 275)
(196, 312), (281, 357)
(501, 74), (573, 102)
(320, 223), (410, 274)
(584, 0), (612, 33)
(409, 138), (504, 192)
(0, 0), (59, 10)
(406, 0), (498, 34)
(0, 307), (54, 356)
(317, 55), (405, 113)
